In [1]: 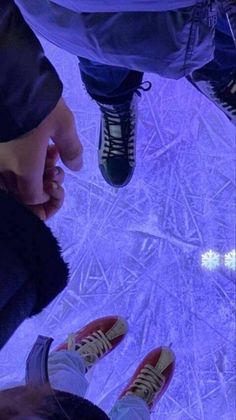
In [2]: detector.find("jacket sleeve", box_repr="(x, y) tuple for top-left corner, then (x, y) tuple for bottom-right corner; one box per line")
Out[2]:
(0, 189), (69, 349)
(0, 0), (63, 142)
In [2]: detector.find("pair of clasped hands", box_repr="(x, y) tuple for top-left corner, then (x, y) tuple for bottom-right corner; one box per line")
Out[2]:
(0, 98), (83, 221)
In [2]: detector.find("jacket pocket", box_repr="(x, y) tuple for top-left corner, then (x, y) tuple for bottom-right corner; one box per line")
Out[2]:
(184, 0), (217, 76)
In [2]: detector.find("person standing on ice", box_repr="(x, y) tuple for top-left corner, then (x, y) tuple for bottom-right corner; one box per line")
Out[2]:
(0, 0), (235, 212)
(0, 316), (175, 419)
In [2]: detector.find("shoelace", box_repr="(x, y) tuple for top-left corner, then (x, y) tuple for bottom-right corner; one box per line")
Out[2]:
(100, 105), (135, 161)
(68, 330), (112, 369)
(126, 364), (164, 405)
(227, 79), (236, 95)
(207, 78), (236, 117)
(100, 81), (152, 162)
(134, 81), (152, 97)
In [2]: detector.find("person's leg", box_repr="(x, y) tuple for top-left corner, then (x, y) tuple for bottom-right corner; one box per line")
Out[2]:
(109, 347), (175, 420)
(48, 316), (127, 398)
(186, 11), (236, 124)
(78, 57), (144, 105)
(78, 58), (150, 188)
(188, 12), (236, 86)
(110, 395), (150, 420)
(48, 349), (89, 397)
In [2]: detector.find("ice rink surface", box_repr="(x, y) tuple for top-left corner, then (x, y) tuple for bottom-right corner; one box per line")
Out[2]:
(0, 39), (235, 419)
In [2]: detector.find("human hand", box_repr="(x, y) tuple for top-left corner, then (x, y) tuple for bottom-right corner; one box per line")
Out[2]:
(0, 144), (65, 221)
(28, 144), (65, 221)
(0, 97), (83, 210)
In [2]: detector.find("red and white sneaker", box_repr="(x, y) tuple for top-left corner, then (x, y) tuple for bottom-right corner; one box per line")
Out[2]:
(55, 316), (128, 371)
(119, 347), (175, 409)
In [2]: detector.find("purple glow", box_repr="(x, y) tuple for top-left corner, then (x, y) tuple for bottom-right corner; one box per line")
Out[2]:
(0, 38), (235, 419)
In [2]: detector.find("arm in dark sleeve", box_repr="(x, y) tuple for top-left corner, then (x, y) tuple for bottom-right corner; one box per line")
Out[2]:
(0, 190), (69, 349)
(0, 0), (63, 142)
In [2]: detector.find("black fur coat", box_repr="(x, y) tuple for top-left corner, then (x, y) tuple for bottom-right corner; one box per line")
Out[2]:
(0, 190), (69, 349)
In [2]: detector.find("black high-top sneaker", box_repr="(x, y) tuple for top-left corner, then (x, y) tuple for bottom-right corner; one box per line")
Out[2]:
(98, 98), (137, 188)
(187, 73), (236, 126)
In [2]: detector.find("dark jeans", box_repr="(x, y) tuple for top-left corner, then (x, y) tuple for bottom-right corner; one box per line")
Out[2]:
(78, 13), (236, 105)
(78, 57), (144, 105)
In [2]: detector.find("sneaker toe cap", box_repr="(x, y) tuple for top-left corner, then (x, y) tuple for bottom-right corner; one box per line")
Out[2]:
(100, 159), (134, 187)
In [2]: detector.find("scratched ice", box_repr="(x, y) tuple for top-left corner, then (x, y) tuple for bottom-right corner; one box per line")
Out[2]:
(0, 39), (235, 419)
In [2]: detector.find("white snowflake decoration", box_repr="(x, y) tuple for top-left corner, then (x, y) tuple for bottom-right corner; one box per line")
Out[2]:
(201, 250), (220, 270)
(224, 250), (236, 270)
